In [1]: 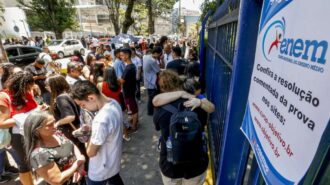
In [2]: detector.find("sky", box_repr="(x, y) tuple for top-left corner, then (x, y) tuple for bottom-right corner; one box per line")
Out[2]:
(173, 0), (206, 13)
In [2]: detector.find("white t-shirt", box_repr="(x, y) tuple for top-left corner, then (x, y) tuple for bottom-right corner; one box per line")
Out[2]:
(131, 56), (142, 79)
(88, 100), (123, 181)
(65, 75), (86, 86)
(38, 52), (53, 71)
(163, 52), (173, 67)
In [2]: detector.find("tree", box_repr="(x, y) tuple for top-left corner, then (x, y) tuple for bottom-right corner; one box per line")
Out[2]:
(104, 0), (121, 35)
(17, 0), (78, 39)
(122, 0), (136, 34)
(131, 3), (148, 35)
(147, 0), (176, 35)
(199, 0), (219, 22)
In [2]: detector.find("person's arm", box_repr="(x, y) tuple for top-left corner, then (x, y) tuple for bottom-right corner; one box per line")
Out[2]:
(35, 159), (82, 185)
(200, 98), (215, 113)
(152, 91), (195, 107)
(183, 98), (215, 113)
(54, 115), (76, 128)
(86, 142), (100, 158)
(72, 145), (86, 183)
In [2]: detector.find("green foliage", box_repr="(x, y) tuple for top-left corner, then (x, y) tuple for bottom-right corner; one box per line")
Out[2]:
(152, 0), (176, 17)
(199, 0), (218, 22)
(17, 0), (78, 38)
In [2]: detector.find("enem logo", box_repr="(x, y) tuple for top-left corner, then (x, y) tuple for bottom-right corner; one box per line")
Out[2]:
(262, 17), (328, 65)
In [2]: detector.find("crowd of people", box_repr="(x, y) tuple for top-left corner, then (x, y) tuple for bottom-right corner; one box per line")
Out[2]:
(0, 35), (215, 185)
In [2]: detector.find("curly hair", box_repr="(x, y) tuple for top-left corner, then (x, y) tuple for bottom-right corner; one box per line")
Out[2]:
(158, 70), (183, 92)
(7, 71), (34, 107)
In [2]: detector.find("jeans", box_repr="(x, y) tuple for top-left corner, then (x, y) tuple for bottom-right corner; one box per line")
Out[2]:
(87, 173), (124, 185)
(147, 89), (158, 115)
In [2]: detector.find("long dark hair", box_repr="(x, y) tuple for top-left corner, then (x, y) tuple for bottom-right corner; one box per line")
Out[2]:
(7, 71), (34, 107)
(91, 62), (104, 85)
(46, 75), (70, 113)
(24, 111), (49, 171)
(103, 67), (119, 92)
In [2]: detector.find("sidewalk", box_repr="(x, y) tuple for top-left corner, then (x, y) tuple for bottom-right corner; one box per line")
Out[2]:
(5, 92), (163, 185)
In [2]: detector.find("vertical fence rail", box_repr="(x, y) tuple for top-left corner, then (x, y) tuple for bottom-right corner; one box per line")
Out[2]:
(204, 0), (263, 184)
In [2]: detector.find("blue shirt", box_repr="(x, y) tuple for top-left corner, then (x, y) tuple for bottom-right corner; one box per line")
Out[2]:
(113, 58), (125, 79)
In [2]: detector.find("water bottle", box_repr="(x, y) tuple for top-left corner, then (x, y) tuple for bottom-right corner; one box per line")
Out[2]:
(166, 136), (173, 163)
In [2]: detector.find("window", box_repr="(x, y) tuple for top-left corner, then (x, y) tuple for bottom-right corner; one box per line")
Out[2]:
(21, 47), (36, 54)
(64, 41), (71, 46)
(71, 40), (79, 45)
(6, 48), (19, 57)
(95, 0), (105, 5)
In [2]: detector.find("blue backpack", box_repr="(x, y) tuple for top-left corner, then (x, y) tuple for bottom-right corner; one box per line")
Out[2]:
(162, 103), (207, 164)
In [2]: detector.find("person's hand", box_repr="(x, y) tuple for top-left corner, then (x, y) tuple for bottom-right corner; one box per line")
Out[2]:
(72, 172), (82, 183)
(184, 98), (202, 111)
(181, 91), (195, 99)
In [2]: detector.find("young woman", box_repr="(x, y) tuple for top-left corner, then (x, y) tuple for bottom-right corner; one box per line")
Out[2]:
(97, 67), (130, 141)
(46, 75), (88, 161)
(0, 71), (38, 185)
(24, 111), (85, 185)
(89, 62), (104, 85)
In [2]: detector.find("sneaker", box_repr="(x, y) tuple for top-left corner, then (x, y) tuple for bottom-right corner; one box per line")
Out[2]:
(0, 174), (11, 183)
(123, 135), (131, 142)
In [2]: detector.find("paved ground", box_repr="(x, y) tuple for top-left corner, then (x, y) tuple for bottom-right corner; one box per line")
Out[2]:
(5, 90), (163, 185)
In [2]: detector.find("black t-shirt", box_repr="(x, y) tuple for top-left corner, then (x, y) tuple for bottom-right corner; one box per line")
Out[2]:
(166, 59), (188, 75)
(25, 64), (48, 93)
(122, 63), (137, 97)
(53, 93), (81, 130)
(153, 98), (208, 179)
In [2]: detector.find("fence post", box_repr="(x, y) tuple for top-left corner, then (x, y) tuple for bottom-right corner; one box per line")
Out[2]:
(216, 0), (263, 184)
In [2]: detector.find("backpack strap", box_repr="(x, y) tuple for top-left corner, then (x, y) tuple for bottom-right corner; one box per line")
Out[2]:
(161, 104), (178, 114)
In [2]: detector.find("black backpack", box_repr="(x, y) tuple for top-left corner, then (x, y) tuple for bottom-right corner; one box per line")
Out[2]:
(162, 103), (206, 164)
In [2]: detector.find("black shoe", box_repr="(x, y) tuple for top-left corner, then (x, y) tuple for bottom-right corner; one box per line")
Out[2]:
(0, 174), (12, 183)
(5, 166), (19, 174)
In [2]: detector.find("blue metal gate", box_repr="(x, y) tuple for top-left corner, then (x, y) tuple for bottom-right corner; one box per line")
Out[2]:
(201, 0), (330, 184)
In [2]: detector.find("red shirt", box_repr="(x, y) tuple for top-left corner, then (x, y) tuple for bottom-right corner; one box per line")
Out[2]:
(2, 89), (38, 117)
(101, 82), (122, 105)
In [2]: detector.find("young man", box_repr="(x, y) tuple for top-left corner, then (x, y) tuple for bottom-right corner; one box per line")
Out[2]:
(24, 58), (49, 104)
(143, 46), (162, 115)
(119, 48), (138, 131)
(113, 49), (126, 80)
(70, 80), (124, 185)
(166, 46), (188, 76)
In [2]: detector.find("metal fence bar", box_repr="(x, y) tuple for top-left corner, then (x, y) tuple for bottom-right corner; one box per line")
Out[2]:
(215, 0), (262, 184)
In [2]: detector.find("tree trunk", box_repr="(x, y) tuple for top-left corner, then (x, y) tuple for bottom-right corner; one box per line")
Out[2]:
(122, 0), (135, 34)
(147, 0), (154, 35)
(55, 31), (62, 39)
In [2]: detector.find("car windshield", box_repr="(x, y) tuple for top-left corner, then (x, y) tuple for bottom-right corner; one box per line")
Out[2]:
(48, 40), (63, 46)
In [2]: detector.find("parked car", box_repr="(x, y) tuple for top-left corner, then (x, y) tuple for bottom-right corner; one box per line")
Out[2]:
(48, 39), (85, 59)
(5, 45), (42, 67)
